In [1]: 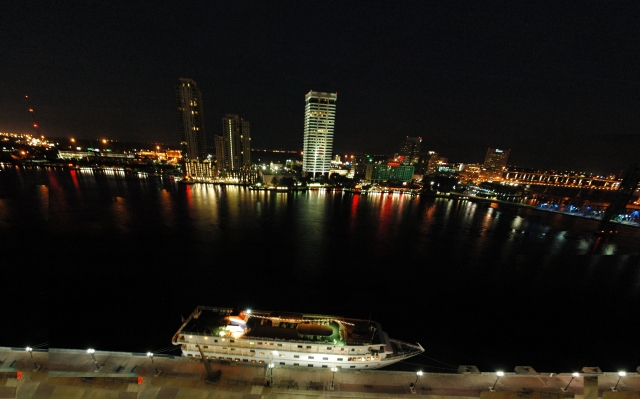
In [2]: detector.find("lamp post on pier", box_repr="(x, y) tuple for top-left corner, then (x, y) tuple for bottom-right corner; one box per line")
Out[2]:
(490, 371), (504, 391)
(26, 347), (40, 371)
(87, 349), (100, 371)
(147, 352), (161, 376)
(562, 372), (580, 392)
(415, 370), (423, 388)
(331, 367), (338, 390)
(612, 371), (626, 391)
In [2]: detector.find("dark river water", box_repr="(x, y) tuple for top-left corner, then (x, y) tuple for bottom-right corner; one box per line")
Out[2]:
(2, 165), (639, 373)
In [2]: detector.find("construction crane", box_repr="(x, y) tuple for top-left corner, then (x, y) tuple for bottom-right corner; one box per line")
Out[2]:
(25, 95), (41, 137)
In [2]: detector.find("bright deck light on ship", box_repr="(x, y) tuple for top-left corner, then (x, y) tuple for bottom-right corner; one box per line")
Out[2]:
(496, 371), (504, 377)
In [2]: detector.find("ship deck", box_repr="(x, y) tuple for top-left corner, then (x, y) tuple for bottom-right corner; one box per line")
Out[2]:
(176, 307), (384, 346)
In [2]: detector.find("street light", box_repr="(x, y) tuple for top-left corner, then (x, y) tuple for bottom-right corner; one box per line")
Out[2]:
(147, 352), (161, 376)
(490, 371), (504, 391)
(26, 347), (39, 371)
(87, 349), (100, 371)
(562, 372), (580, 392)
(415, 370), (423, 387)
(612, 371), (626, 391)
(331, 367), (338, 390)
(269, 363), (275, 387)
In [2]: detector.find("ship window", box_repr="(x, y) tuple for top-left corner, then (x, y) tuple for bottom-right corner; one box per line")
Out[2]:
(294, 363), (299, 366)
(251, 360), (256, 363)
(187, 354), (193, 357)
(280, 362), (285, 365)
(308, 364), (313, 367)
(243, 359), (248, 362)
(308, 356), (314, 359)
(279, 354), (285, 357)
(259, 360), (265, 364)
(230, 340), (235, 343)
(338, 358), (343, 361)
(214, 340), (218, 343)
(277, 344), (282, 347)
(250, 350), (255, 353)
(235, 358), (240, 362)
(259, 352), (265, 356)
(250, 342), (254, 345)
(231, 348), (235, 351)
(297, 345), (303, 348)
(203, 346), (208, 348)
(351, 349), (354, 352)
(258, 342), (262, 345)
(269, 343), (274, 346)
(218, 357), (224, 360)
(323, 357), (328, 360)
(340, 348), (344, 351)
(327, 347), (332, 350)
(322, 365), (327, 368)
(294, 355), (299, 358)
(226, 358), (232, 361)
(350, 366), (356, 369)
(306, 346), (311, 349)
(365, 365), (369, 367)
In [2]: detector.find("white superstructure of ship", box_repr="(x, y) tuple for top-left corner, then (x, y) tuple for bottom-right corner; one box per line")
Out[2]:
(172, 306), (424, 370)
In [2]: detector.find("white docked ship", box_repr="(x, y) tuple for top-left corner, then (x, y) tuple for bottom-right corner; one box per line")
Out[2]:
(172, 306), (424, 370)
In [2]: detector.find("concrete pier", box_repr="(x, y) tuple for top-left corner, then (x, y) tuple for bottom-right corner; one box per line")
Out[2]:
(1, 347), (639, 398)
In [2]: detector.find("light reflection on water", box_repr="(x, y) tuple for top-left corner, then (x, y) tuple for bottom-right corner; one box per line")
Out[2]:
(1, 167), (640, 372)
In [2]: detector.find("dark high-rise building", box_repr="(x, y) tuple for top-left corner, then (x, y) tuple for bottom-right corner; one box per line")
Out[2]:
(176, 78), (206, 160)
(484, 148), (511, 170)
(398, 136), (422, 165)
(427, 151), (440, 175)
(215, 114), (251, 171)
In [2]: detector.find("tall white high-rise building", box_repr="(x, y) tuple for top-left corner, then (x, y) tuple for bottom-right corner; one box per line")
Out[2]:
(302, 91), (337, 178)
(176, 78), (206, 160)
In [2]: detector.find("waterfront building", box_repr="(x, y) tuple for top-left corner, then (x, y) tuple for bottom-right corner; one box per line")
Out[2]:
(484, 147), (510, 171)
(398, 136), (422, 165)
(215, 114), (251, 171)
(184, 160), (216, 180)
(302, 91), (337, 179)
(426, 151), (440, 175)
(365, 162), (415, 183)
(176, 78), (207, 160)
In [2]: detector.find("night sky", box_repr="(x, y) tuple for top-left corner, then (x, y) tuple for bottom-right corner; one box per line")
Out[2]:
(2, 1), (639, 174)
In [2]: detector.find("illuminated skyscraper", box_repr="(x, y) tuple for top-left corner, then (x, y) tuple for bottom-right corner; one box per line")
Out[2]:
(302, 91), (337, 178)
(484, 147), (510, 170)
(176, 78), (206, 160)
(215, 114), (251, 170)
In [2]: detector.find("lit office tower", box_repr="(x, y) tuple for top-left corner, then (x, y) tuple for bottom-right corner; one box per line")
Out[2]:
(484, 147), (511, 170)
(215, 114), (251, 170)
(176, 78), (206, 160)
(302, 91), (337, 178)
(398, 136), (422, 165)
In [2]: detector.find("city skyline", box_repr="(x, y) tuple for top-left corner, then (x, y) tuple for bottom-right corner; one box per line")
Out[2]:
(1, 2), (639, 174)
